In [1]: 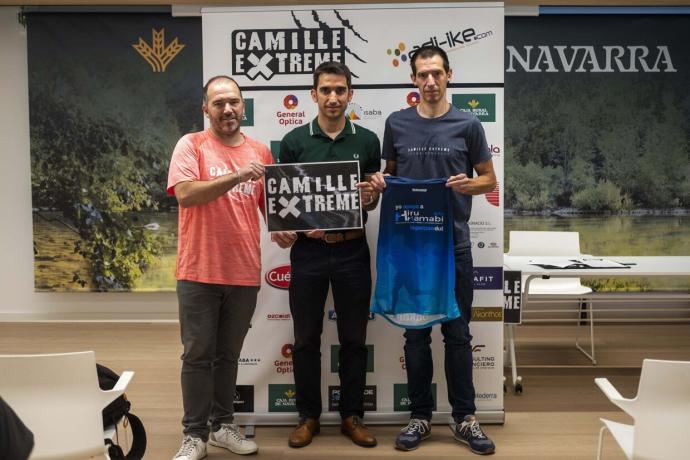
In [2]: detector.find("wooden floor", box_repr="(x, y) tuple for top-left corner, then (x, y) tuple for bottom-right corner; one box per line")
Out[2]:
(1, 323), (688, 459)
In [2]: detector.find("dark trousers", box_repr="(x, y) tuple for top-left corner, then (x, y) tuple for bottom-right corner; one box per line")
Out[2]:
(289, 236), (372, 419)
(404, 249), (476, 422)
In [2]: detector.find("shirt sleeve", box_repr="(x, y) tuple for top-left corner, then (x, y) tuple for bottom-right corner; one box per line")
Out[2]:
(467, 117), (492, 166)
(167, 135), (199, 196)
(381, 115), (397, 161)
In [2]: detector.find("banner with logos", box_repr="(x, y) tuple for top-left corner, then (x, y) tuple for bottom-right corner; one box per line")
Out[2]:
(264, 161), (363, 232)
(203, 2), (504, 423)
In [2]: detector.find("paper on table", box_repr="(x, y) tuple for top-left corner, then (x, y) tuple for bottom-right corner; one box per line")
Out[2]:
(528, 258), (629, 269)
(528, 258), (584, 268)
(577, 258), (628, 268)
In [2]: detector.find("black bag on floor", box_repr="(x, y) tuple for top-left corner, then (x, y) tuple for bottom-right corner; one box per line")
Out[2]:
(97, 364), (146, 460)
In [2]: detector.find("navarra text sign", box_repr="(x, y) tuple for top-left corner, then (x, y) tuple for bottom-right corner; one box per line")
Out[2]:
(265, 161), (362, 232)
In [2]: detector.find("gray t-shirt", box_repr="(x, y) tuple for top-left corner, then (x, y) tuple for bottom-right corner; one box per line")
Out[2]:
(382, 105), (491, 250)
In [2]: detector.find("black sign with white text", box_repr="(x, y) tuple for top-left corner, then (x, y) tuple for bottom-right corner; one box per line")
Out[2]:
(503, 270), (522, 324)
(264, 161), (362, 232)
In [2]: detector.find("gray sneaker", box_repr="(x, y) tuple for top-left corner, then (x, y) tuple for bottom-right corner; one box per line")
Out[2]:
(173, 435), (207, 460)
(209, 423), (258, 455)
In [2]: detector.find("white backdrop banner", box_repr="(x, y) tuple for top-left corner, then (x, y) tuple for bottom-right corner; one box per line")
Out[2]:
(202, 2), (505, 424)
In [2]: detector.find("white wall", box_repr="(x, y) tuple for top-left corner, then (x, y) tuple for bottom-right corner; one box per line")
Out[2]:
(0, 7), (177, 321)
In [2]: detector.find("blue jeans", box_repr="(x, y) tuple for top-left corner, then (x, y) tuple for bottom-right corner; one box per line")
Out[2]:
(403, 249), (476, 421)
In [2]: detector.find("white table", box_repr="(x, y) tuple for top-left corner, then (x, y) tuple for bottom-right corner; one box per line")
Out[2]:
(502, 255), (690, 393)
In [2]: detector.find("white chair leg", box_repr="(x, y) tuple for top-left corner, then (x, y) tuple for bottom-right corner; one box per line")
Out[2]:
(596, 424), (608, 460)
(576, 298), (597, 365)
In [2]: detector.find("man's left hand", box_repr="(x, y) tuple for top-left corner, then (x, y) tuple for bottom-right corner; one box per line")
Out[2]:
(446, 173), (472, 194)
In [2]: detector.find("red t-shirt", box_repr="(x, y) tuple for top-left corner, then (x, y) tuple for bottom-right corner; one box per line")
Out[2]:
(167, 130), (273, 286)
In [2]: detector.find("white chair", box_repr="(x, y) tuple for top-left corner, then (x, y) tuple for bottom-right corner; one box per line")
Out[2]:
(0, 351), (133, 460)
(595, 359), (690, 460)
(506, 230), (596, 364)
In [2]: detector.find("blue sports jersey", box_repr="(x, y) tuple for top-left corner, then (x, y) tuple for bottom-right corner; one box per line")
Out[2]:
(371, 176), (459, 328)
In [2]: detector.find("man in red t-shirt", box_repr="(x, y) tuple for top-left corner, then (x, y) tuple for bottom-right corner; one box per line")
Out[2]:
(167, 76), (273, 460)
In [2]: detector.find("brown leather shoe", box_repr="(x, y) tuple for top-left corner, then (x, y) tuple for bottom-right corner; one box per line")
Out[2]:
(341, 416), (377, 447)
(288, 417), (320, 448)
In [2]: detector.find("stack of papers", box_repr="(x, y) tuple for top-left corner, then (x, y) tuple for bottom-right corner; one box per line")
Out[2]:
(528, 258), (630, 269)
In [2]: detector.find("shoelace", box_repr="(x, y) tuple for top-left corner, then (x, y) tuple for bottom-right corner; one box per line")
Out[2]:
(462, 420), (486, 439)
(176, 437), (200, 457)
(218, 424), (244, 443)
(402, 419), (427, 434)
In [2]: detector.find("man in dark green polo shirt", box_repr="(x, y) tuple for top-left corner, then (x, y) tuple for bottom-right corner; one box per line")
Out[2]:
(271, 61), (380, 449)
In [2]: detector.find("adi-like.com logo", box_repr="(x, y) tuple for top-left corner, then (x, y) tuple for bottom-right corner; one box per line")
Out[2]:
(452, 93), (496, 122)
(283, 94), (299, 110)
(406, 92), (420, 107)
(386, 42), (408, 67)
(265, 264), (291, 289)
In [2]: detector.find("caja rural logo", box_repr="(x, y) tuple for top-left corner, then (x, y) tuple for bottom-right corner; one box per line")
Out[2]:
(231, 10), (368, 80)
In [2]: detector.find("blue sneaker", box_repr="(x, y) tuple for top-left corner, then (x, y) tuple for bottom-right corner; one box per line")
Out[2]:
(395, 418), (431, 451)
(453, 415), (495, 455)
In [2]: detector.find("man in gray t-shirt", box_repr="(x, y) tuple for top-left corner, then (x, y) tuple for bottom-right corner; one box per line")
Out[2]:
(370, 45), (497, 455)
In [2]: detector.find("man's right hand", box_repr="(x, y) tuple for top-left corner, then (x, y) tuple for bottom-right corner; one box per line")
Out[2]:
(238, 160), (265, 182)
(271, 231), (298, 248)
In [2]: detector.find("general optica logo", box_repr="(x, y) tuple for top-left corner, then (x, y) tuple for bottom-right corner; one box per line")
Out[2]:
(281, 343), (294, 358)
(406, 91), (420, 107)
(386, 42), (408, 67)
(485, 181), (500, 207)
(265, 264), (291, 289)
(283, 94), (299, 110)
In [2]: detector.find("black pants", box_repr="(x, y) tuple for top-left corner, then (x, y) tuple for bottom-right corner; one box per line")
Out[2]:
(289, 235), (372, 419)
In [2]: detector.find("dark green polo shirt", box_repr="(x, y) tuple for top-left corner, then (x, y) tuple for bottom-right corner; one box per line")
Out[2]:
(279, 117), (381, 181)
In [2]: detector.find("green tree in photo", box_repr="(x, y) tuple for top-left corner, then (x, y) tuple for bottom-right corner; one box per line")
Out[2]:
(31, 92), (163, 290)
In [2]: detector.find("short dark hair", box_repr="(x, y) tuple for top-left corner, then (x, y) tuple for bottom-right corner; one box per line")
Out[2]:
(410, 45), (450, 75)
(312, 61), (352, 89)
(203, 75), (243, 103)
